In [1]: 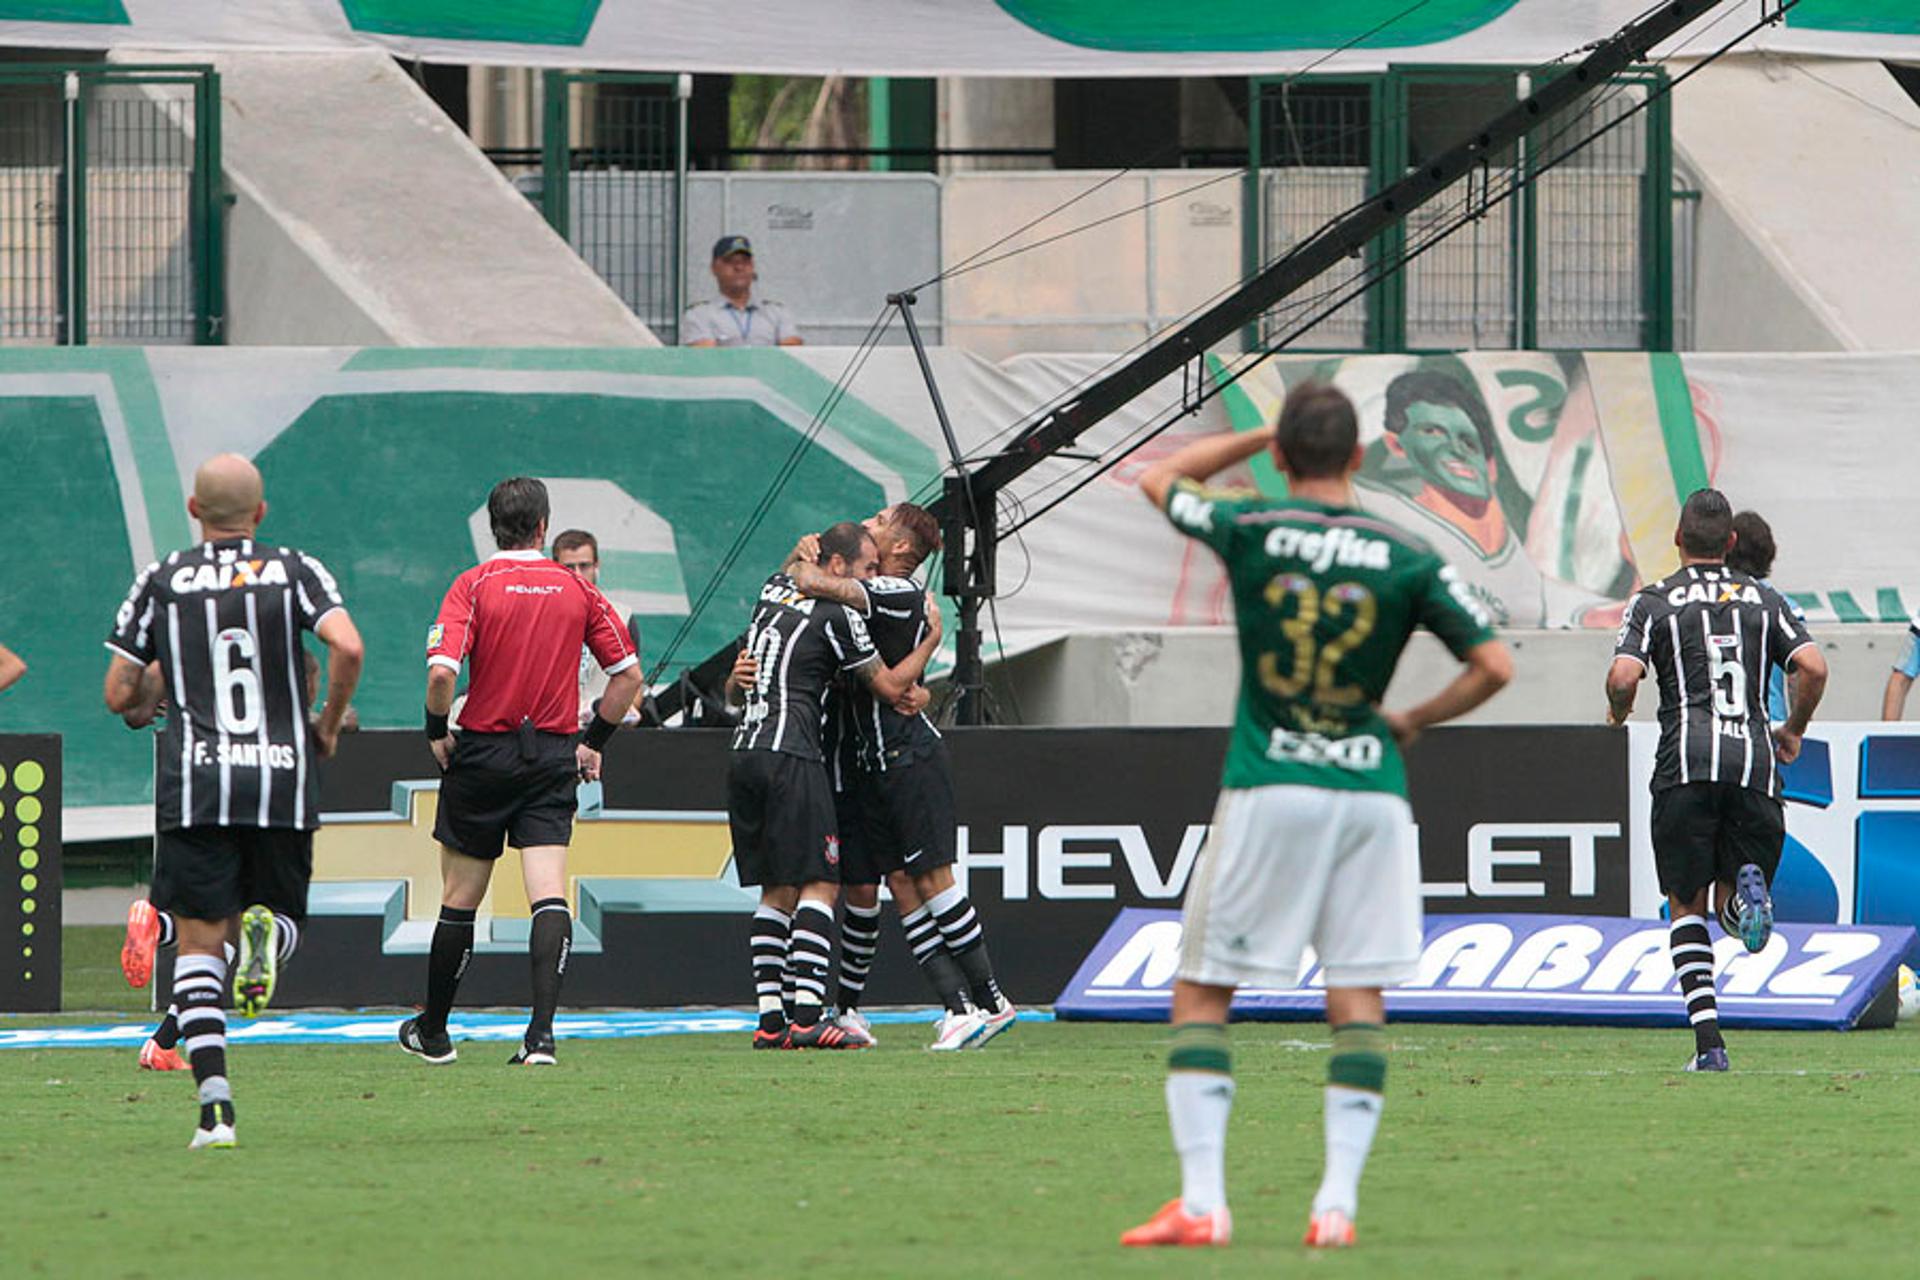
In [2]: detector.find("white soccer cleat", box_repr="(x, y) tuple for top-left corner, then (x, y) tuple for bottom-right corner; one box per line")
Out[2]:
(928, 1009), (987, 1051)
(968, 999), (1018, 1048)
(830, 1008), (877, 1047)
(187, 1122), (236, 1151)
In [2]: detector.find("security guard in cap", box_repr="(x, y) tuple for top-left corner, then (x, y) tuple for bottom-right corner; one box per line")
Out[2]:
(682, 235), (804, 348)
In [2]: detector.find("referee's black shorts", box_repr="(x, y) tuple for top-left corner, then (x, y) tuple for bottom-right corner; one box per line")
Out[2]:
(434, 729), (579, 861)
(1650, 781), (1785, 901)
(151, 825), (313, 923)
(860, 743), (959, 878)
(727, 750), (839, 888)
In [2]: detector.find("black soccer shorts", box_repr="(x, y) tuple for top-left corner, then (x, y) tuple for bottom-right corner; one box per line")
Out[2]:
(433, 729), (579, 861)
(1650, 780), (1785, 901)
(834, 781), (884, 887)
(151, 826), (313, 923)
(727, 751), (840, 888)
(860, 742), (959, 879)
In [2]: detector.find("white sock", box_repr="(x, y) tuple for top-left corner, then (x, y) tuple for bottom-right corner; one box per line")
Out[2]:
(1166, 1071), (1235, 1216)
(1312, 1085), (1383, 1218)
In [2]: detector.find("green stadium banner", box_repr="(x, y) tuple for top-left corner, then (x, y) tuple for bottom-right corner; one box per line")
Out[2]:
(0, 736), (59, 1013)
(0, 346), (1912, 820)
(0, 1), (1916, 74)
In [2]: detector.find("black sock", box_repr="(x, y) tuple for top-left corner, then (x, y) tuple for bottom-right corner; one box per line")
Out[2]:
(1670, 915), (1724, 1053)
(902, 905), (971, 1015)
(751, 906), (791, 1035)
(787, 901), (835, 1029)
(152, 1003), (181, 1050)
(835, 902), (882, 1012)
(928, 885), (1006, 1012)
(528, 897), (572, 1041)
(174, 953), (232, 1129)
(423, 906), (476, 1036)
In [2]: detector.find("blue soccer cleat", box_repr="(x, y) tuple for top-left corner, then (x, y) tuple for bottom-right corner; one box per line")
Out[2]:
(1734, 863), (1773, 953)
(1685, 1047), (1730, 1073)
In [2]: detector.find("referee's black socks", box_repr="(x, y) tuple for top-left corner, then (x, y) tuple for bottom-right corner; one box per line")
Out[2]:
(528, 897), (572, 1042)
(423, 905), (477, 1035)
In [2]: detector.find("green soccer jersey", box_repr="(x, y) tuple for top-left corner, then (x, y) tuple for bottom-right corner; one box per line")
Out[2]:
(1164, 477), (1495, 795)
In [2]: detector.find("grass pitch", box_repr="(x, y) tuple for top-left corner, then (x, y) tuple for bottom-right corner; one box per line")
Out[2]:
(7, 931), (1919, 1277)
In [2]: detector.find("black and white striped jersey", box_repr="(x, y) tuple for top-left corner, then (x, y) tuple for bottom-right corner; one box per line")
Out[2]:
(731, 573), (878, 762)
(106, 538), (345, 831)
(1613, 563), (1816, 796)
(843, 575), (940, 773)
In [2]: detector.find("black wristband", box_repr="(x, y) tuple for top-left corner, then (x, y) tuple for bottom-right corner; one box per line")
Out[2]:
(425, 708), (449, 739)
(583, 715), (617, 752)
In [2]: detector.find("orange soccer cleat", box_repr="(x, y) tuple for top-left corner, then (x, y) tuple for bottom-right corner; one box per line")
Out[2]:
(1120, 1199), (1231, 1248)
(1302, 1209), (1357, 1248)
(121, 900), (161, 988)
(138, 1039), (188, 1072)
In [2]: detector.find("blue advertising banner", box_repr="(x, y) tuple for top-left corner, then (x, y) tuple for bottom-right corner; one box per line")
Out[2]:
(1056, 909), (1915, 1031)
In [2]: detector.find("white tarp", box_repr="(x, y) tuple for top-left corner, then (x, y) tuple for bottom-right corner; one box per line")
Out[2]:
(2, 2), (1917, 76)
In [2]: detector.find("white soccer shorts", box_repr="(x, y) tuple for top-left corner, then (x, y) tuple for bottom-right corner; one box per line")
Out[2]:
(1178, 784), (1422, 990)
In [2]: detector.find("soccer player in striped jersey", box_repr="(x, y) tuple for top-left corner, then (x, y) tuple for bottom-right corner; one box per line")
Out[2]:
(728, 522), (936, 1049)
(1606, 488), (1828, 1071)
(120, 652), (345, 1071)
(1125, 383), (1511, 1250)
(786, 505), (1015, 1050)
(103, 454), (363, 1147)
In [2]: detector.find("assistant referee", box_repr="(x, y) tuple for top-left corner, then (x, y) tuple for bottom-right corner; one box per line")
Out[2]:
(399, 477), (642, 1067)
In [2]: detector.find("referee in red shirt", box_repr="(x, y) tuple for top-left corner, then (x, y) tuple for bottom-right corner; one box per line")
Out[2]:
(399, 477), (642, 1067)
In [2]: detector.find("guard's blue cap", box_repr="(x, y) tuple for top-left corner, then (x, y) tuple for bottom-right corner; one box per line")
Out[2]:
(711, 234), (753, 259)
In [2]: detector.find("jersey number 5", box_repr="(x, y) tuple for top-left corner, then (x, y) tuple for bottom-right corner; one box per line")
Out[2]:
(1258, 575), (1376, 707)
(1709, 638), (1747, 720)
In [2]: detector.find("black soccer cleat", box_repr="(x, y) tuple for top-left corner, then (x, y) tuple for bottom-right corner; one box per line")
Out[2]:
(508, 1033), (557, 1066)
(785, 1019), (869, 1050)
(398, 1016), (457, 1065)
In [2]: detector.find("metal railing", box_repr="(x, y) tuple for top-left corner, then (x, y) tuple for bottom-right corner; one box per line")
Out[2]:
(1250, 67), (1675, 353)
(539, 71), (686, 343)
(0, 64), (223, 346)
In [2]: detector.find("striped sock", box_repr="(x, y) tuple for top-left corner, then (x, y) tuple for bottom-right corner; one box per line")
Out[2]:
(927, 884), (1005, 1012)
(174, 952), (232, 1130)
(901, 905), (971, 1015)
(1166, 1022), (1234, 1215)
(422, 906), (476, 1037)
(527, 897), (572, 1041)
(751, 906), (791, 1035)
(787, 900), (835, 1028)
(835, 902), (882, 1012)
(1315, 1022), (1388, 1218)
(1670, 915), (1724, 1053)
(159, 942), (235, 1051)
(274, 913), (301, 965)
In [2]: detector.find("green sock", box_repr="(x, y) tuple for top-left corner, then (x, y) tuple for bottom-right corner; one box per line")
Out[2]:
(1328, 1021), (1387, 1092)
(1168, 1021), (1232, 1075)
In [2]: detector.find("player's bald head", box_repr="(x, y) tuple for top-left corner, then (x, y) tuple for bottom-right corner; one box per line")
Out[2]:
(190, 453), (265, 531)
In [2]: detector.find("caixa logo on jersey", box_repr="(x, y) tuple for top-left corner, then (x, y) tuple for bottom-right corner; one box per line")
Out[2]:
(1056, 909), (1915, 1031)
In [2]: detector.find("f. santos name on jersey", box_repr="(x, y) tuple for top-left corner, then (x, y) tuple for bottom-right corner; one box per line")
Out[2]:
(192, 739), (299, 770)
